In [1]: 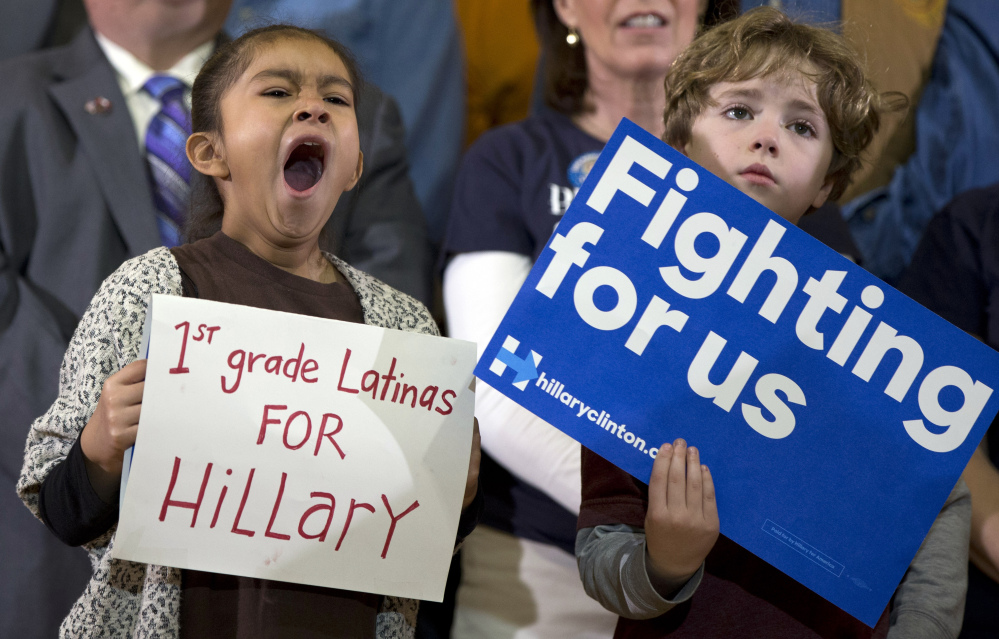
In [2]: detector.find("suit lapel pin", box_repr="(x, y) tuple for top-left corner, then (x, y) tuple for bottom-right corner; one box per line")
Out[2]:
(84, 96), (113, 115)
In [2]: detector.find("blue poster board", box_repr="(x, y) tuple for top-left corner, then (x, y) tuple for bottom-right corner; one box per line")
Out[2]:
(475, 119), (999, 626)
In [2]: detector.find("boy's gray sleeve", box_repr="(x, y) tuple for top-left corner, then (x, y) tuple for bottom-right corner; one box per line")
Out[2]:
(576, 524), (703, 619)
(888, 480), (971, 639)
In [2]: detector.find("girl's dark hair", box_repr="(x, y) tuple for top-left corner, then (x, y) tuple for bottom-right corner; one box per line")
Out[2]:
(529, 0), (735, 117)
(185, 25), (363, 243)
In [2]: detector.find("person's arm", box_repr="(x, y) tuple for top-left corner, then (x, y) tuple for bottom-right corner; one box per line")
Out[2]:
(576, 440), (717, 618)
(444, 250), (586, 513)
(887, 480), (971, 639)
(332, 84), (433, 307)
(963, 435), (999, 582)
(576, 525), (704, 619)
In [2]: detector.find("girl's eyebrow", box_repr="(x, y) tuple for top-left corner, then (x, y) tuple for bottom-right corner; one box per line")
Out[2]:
(251, 68), (353, 92)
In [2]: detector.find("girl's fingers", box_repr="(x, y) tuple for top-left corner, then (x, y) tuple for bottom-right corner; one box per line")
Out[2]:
(648, 442), (673, 514)
(117, 359), (148, 383)
(117, 381), (145, 407)
(686, 446), (703, 514)
(116, 404), (142, 430)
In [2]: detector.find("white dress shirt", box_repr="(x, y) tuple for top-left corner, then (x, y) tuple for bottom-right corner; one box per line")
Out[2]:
(94, 32), (213, 152)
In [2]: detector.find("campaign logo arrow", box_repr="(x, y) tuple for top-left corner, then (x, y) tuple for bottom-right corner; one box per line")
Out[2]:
(488, 336), (543, 390)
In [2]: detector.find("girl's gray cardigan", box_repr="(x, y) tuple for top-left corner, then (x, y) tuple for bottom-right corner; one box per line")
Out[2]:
(17, 247), (438, 638)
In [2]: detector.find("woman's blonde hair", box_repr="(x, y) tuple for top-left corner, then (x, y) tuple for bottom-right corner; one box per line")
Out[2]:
(663, 6), (907, 201)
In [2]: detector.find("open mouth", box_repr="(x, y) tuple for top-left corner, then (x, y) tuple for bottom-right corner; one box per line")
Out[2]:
(623, 14), (665, 28)
(284, 142), (325, 192)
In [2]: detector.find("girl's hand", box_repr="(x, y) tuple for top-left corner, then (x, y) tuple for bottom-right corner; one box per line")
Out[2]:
(80, 359), (146, 501)
(463, 417), (481, 510)
(644, 438), (720, 594)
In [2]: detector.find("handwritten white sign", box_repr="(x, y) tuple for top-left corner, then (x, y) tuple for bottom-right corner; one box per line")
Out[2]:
(113, 295), (476, 601)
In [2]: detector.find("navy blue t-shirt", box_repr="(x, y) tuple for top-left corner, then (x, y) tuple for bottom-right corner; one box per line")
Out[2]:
(443, 106), (604, 263)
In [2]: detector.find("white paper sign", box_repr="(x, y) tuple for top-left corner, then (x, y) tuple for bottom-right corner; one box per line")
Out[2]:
(113, 295), (475, 601)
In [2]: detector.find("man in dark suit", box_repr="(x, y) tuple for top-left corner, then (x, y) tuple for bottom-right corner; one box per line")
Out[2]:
(0, 1), (431, 636)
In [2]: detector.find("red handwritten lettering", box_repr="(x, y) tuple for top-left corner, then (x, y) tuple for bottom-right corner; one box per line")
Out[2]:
(380, 358), (398, 401)
(231, 468), (257, 537)
(282, 343), (305, 382)
(222, 349), (244, 393)
(248, 352), (266, 372)
(170, 321), (192, 374)
(257, 405), (287, 445)
(159, 457), (212, 527)
(399, 383), (418, 408)
(298, 492), (336, 541)
(380, 495), (420, 559)
(283, 411), (312, 450)
(337, 349), (359, 394)
(264, 355), (282, 375)
(361, 370), (379, 400)
(301, 358), (320, 383)
(264, 472), (292, 540)
(419, 386), (438, 411)
(315, 413), (345, 459)
(193, 323), (221, 343)
(335, 498), (375, 551)
(436, 390), (456, 415)
(210, 469), (232, 529)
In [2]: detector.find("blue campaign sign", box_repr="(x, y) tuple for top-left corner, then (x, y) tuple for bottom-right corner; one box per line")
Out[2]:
(475, 119), (999, 626)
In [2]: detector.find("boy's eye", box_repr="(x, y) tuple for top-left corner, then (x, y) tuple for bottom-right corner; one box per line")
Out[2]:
(789, 121), (817, 137)
(325, 95), (350, 106)
(725, 106), (751, 120)
(263, 88), (291, 98)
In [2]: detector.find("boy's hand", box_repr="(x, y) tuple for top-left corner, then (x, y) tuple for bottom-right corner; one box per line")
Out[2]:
(462, 417), (481, 510)
(644, 438), (720, 592)
(80, 359), (146, 501)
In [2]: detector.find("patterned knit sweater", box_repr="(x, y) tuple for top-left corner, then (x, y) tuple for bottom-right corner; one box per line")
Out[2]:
(17, 247), (437, 638)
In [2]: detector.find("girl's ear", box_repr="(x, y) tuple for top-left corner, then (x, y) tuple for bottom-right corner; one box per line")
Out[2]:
(186, 131), (229, 179)
(345, 150), (363, 192)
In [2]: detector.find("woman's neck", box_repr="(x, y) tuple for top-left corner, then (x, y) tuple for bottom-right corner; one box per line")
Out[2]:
(573, 68), (667, 142)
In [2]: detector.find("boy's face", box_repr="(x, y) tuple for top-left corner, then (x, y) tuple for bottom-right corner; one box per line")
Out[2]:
(682, 73), (835, 225)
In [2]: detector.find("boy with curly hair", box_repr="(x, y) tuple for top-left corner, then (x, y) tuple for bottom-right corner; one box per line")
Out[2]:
(576, 7), (968, 638)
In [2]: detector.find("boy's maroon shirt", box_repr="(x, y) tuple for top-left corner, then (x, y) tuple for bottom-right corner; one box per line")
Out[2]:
(579, 448), (890, 638)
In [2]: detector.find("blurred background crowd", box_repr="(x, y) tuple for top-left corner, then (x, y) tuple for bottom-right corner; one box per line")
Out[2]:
(1, 1), (997, 637)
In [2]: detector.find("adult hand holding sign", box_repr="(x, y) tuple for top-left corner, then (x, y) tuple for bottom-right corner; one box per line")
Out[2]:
(80, 359), (147, 502)
(645, 439), (719, 594)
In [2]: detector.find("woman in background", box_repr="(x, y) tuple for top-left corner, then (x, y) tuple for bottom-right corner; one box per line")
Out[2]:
(441, 1), (708, 637)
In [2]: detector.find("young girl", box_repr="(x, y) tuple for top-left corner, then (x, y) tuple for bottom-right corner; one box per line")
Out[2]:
(17, 25), (480, 638)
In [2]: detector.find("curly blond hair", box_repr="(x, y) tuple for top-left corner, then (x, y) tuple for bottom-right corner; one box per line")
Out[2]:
(663, 7), (906, 201)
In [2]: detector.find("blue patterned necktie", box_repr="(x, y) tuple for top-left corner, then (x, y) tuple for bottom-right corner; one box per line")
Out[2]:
(144, 75), (192, 247)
